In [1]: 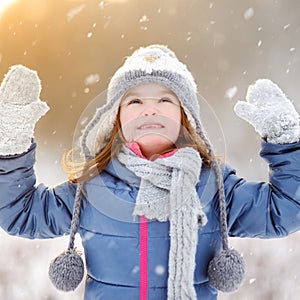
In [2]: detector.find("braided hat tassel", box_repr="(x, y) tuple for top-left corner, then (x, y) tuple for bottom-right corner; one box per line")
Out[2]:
(48, 183), (85, 291)
(207, 159), (246, 292)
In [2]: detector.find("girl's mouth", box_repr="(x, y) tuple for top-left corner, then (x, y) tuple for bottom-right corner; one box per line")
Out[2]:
(138, 123), (164, 130)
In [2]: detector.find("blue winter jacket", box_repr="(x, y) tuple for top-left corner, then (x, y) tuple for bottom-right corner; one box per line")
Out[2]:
(0, 140), (300, 300)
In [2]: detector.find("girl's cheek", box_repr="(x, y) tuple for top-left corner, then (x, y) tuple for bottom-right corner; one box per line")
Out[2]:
(121, 123), (134, 142)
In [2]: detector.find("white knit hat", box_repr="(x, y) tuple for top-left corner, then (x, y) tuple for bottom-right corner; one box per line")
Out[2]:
(81, 45), (203, 159)
(49, 44), (246, 294)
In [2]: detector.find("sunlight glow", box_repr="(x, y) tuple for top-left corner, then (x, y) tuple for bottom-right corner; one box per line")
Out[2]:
(0, 0), (18, 16)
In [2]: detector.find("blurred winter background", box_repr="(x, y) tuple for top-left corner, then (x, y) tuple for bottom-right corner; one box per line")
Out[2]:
(0, 0), (300, 299)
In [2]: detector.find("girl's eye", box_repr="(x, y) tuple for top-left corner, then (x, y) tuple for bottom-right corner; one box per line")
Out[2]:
(127, 98), (142, 105)
(160, 97), (173, 103)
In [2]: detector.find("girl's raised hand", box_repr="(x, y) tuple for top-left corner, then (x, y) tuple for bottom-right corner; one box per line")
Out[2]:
(234, 79), (300, 144)
(0, 65), (49, 155)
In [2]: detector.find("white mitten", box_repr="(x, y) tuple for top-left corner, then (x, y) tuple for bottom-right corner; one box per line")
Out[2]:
(234, 79), (300, 144)
(0, 65), (49, 155)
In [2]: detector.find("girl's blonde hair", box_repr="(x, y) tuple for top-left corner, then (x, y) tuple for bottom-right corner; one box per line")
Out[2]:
(63, 108), (214, 183)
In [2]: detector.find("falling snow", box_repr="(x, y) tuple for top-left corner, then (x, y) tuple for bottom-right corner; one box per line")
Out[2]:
(139, 15), (149, 31)
(82, 231), (96, 242)
(139, 15), (149, 23)
(99, 1), (105, 9)
(80, 116), (89, 126)
(84, 74), (100, 85)
(131, 265), (139, 274)
(225, 86), (238, 99)
(66, 4), (86, 22)
(243, 8), (255, 20)
(103, 16), (111, 29)
(187, 32), (192, 42)
(155, 265), (165, 275)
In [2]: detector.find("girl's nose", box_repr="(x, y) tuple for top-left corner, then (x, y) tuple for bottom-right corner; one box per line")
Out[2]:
(142, 104), (158, 116)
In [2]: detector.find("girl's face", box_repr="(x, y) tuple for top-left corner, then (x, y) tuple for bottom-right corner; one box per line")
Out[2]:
(119, 83), (181, 159)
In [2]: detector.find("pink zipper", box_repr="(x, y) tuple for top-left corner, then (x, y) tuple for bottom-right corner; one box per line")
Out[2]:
(140, 216), (148, 300)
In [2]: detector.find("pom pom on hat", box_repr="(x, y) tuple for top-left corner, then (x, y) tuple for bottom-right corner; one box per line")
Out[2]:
(208, 249), (246, 292)
(48, 249), (84, 292)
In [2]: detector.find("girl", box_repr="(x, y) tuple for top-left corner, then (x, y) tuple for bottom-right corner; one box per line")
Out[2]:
(0, 45), (300, 300)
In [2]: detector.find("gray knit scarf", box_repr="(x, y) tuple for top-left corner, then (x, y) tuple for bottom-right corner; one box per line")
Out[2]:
(118, 145), (207, 300)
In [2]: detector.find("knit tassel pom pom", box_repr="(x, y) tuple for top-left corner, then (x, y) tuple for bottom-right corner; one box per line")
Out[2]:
(48, 249), (84, 292)
(207, 248), (246, 293)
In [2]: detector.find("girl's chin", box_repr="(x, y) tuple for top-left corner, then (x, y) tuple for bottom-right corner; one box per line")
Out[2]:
(135, 135), (176, 155)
